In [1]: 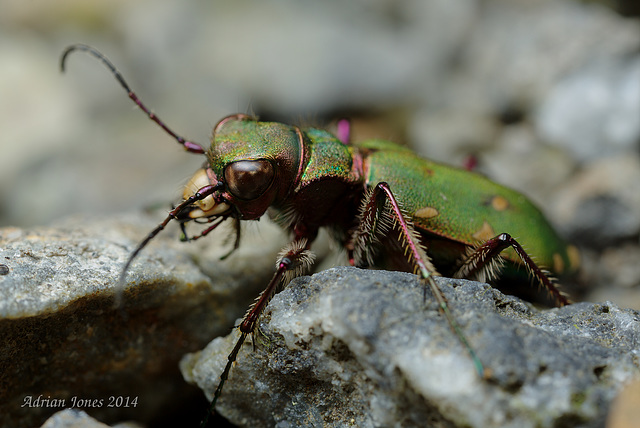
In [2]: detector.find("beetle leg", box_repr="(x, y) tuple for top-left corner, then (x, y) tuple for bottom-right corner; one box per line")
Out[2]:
(180, 216), (242, 260)
(178, 192), (243, 261)
(454, 233), (570, 307)
(204, 238), (315, 425)
(219, 217), (242, 260)
(349, 182), (484, 377)
(351, 182), (438, 280)
(179, 216), (227, 242)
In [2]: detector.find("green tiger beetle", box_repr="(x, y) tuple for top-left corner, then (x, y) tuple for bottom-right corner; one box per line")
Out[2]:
(61, 44), (580, 425)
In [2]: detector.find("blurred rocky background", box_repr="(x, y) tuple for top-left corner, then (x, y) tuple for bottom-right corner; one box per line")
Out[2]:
(1, 0), (639, 426)
(3, 0), (640, 305)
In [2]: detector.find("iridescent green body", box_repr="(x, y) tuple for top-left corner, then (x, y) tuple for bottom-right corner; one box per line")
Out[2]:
(206, 117), (579, 284)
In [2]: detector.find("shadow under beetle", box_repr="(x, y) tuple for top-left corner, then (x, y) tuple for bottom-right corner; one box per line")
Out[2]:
(61, 44), (580, 425)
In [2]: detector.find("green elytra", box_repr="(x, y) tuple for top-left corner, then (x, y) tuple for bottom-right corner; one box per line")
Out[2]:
(60, 44), (580, 426)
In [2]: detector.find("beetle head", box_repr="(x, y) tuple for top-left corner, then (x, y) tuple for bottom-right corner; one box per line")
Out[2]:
(182, 114), (304, 221)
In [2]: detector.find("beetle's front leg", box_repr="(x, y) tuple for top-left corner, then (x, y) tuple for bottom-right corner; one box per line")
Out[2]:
(203, 238), (315, 425)
(179, 216), (242, 260)
(178, 216), (226, 242)
(349, 182), (484, 376)
(454, 233), (570, 307)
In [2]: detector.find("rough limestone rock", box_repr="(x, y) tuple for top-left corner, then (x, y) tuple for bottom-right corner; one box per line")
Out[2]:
(182, 267), (640, 428)
(40, 408), (142, 428)
(0, 213), (286, 428)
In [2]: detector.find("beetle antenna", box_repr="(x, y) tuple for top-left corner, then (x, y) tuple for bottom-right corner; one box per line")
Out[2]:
(61, 44), (206, 154)
(114, 184), (221, 308)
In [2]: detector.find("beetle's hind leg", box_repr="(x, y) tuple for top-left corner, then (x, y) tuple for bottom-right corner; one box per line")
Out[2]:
(348, 182), (484, 376)
(349, 183), (437, 276)
(453, 233), (569, 307)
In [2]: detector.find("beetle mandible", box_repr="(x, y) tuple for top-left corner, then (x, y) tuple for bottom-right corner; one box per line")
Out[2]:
(61, 44), (580, 424)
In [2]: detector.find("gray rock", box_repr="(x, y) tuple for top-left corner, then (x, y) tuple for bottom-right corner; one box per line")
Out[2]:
(0, 213), (286, 428)
(182, 267), (640, 428)
(536, 56), (640, 162)
(551, 154), (640, 245)
(41, 408), (142, 428)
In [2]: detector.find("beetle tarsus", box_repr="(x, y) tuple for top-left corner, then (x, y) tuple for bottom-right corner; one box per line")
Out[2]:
(202, 331), (248, 427)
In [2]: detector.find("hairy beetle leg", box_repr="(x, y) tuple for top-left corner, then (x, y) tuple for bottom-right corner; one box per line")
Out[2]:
(349, 182), (484, 377)
(454, 233), (570, 307)
(203, 239), (315, 426)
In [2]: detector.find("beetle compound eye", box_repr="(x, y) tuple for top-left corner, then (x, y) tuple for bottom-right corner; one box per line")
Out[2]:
(224, 160), (275, 200)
